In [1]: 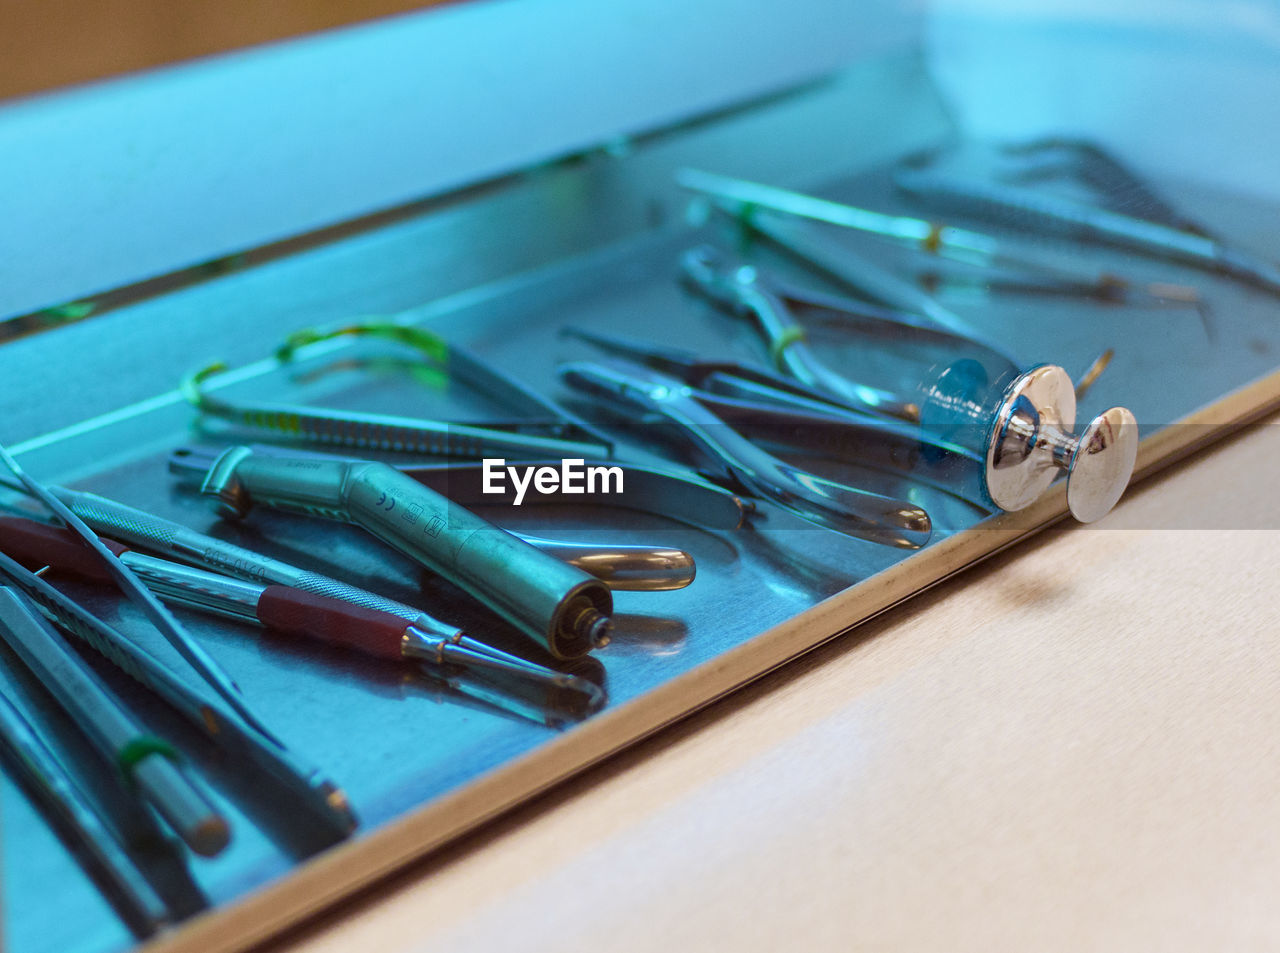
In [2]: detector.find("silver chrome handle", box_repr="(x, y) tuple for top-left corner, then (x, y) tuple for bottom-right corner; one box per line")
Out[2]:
(986, 365), (1138, 522)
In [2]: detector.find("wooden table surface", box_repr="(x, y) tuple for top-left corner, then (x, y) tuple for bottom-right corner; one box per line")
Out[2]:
(270, 415), (1280, 952)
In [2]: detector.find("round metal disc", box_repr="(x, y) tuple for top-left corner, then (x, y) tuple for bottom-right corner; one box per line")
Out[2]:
(1066, 407), (1139, 523)
(984, 365), (1076, 512)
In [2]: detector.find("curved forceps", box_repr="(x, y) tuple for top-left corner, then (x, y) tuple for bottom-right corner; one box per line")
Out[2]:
(560, 362), (931, 550)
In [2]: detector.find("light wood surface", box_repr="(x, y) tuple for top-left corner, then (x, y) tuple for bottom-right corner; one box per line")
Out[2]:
(271, 417), (1280, 952)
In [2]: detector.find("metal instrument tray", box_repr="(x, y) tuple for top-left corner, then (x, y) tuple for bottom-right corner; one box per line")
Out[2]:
(4, 110), (1279, 953)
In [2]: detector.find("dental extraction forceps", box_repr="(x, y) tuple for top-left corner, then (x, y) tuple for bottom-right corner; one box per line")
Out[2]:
(559, 362), (933, 549)
(678, 245), (1025, 424)
(562, 327), (986, 505)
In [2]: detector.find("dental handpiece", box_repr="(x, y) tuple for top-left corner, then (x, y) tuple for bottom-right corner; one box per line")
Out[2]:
(198, 447), (613, 660)
(167, 445), (695, 592)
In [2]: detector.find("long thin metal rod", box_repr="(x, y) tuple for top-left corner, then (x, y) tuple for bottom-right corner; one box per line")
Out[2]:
(0, 687), (171, 937)
(0, 442), (281, 745)
(0, 549), (358, 840)
(0, 586), (230, 856)
(895, 168), (1280, 296)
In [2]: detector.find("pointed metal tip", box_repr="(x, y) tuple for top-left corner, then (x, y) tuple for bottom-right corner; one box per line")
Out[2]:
(319, 782), (360, 834)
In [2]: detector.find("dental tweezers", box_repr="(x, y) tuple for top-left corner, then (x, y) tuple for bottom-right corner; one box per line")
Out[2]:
(677, 245), (1021, 421)
(562, 327), (986, 505)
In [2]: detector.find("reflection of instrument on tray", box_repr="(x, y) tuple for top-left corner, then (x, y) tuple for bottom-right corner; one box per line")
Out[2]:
(561, 361), (933, 549)
(0, 547), (358, 843)
(678, 245), (1139, 523)
(0, 517), (605, 717)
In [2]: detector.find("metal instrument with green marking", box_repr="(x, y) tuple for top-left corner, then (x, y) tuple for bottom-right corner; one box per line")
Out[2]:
(0, 584), (230, 856)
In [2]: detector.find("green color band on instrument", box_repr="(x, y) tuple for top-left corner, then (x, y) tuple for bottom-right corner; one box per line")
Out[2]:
(116, 735), (180, 779)
(769, 326), (808, 367)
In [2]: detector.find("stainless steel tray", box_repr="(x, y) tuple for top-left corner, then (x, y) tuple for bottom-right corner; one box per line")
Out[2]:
(4, 62), (1279, 953)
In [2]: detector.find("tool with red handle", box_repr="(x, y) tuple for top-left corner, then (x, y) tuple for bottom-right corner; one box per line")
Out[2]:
(0, 517), (604, 715)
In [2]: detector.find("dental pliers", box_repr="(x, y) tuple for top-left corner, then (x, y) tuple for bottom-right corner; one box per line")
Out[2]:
(561, 326), (986, 507)
(676, 245), (1022, 424)
(559, 359), (934, 549)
